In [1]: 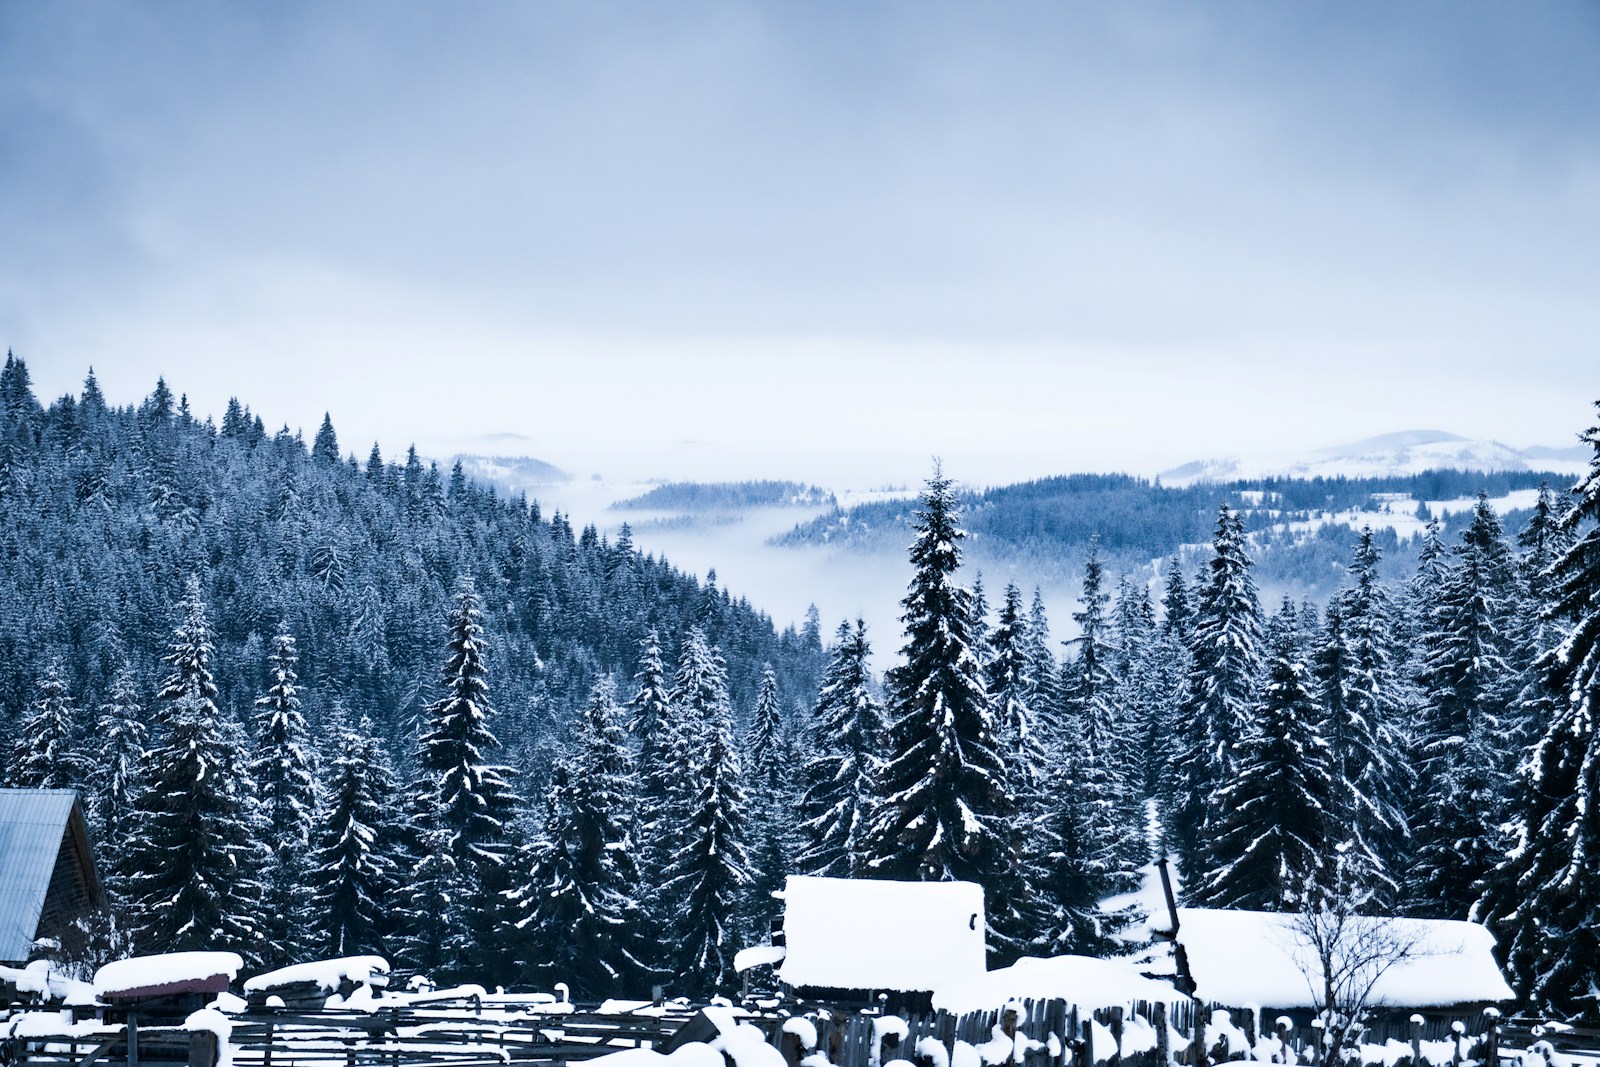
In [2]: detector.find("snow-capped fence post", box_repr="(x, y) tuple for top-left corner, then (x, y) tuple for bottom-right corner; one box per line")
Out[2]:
(1481, 1008), (1500, 1067)
(1154, 1003), (1170, 1067)
(1274, 1017), (1292, 1065)
(1409, 1015), (1423, 1067)
(1108, 1008), (1123, 1067)
(1450, 1021), (1465, 1067)
(186, 1027), (218, 1067)
(1080, 1016), (1094, 1067)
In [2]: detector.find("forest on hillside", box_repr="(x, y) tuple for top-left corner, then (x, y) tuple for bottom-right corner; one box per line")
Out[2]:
(7, 355), (1600, 1024)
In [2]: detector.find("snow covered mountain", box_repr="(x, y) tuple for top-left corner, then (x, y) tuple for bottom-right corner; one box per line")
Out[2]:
(1161, 430), (1588, 486)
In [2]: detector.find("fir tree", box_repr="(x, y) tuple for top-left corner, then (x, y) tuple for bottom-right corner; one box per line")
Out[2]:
(1194, 628), (1334, 910)
(859, 466), (1024, 959)
(987, 582), (1046, 795)
(1483, 403), (1600, 1016)
(1408, 494), (1518, 917)
(11, 659), (88, 790)
(796, 619), (885, 877)
(124, 579), (264, 956)
(312, 413), (339, 463)
(660, 678), (750, 996)
(1171, 504), (1264, 883)
(742, 664), (792, 942)
(514, 678), (647, 997)
(311, 711), (397, 958)
(251, 624), (316, 967)
(91, 668), (147, 875)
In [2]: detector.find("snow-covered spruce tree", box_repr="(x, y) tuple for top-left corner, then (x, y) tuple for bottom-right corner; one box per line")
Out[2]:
(404, 577), (519, 979)
(1193, 625), (1334, 910)
(124, 578), (264, 957)
(1483, 405), (1600, 1017)
(91, 668), (147, 886)
(659, 669), (751, 996)
(1170, 504), (1264, 885)
(742, 664), (793, 943)
(1060, 543), (1143, 880)
(987, 583), (1047, 799)
(514, 677), (647, 998)
(629, 628), (672, 787)
(311, 711), (397, 958)
(1311, 530), (1413, 907)
(1034, 736), (1123, 956)
(1023, 587), (1059, 715)
(796, 619), (885, 877)
(859, 466), (1025, 960)
(1407, 494), (1519, 918)
(640, 626), (726, 896)
(11, 658), (89, 790)
(250, 623), (317, 968)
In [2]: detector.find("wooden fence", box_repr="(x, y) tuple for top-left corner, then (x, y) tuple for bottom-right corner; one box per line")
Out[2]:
(5, 995), (1589, 1067)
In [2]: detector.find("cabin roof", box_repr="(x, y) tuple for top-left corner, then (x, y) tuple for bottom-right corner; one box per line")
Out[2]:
(777, 875), (986, 994)
(1147, 907), (1514, 1010)
(0, 789), (102, 964)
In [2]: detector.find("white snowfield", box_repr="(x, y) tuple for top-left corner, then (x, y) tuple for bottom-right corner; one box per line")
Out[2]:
(1149, 908), (1513, 1009)
(778, 875), (986, 994)
(243, 955), (390, 993)
(94, 952), (245, 998)
(933, 955), (1182, 1015)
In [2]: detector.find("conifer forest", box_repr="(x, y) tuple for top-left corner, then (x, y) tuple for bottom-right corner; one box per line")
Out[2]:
(4, 355), (1600, 1021)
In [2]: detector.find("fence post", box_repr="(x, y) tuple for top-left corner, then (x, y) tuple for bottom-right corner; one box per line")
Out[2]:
(1482, 1009), (1500, 1067)
(127, 1013), (139, 1067)
(1081, 1018), (1094, 1067)
(1409, 1015), (1423, 1067)
(1155, 1004), (1170, 1067)
(1192, 1002), (1208, 1067)
(1108, 1009), (1122, 1067)
(1275, 1018), (1292, 1065)
(1451, 1021), (1465, 1067)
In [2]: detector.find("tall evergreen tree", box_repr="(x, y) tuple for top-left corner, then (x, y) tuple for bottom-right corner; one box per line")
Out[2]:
(1193, 628), (1333, 910)
(91, 668), (147, 880)
(796, 620), (885, 877)
(1483, 404), (1600, 1016)
(859, 467), (1024, 959)
(124, 579), (264, 956)
(11, 659), (87, 790)
(251, 624), (316, 967)
(1171, 504), (1264, 883)
(311, 711), (398, 958)
(514, 677), (647, 997)
(1408, 494), (1518, 917)
(742, 664), (792, 941)
(987, 582), (1046, 795)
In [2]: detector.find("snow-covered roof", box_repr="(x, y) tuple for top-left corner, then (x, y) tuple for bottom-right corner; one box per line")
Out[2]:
(932, 955), (1182, 1015)
(1149, 908), (1513, 1009)
(777, 876), (986, 993)
(94, 953), (244, 1000)
(243, 956), (389, 993)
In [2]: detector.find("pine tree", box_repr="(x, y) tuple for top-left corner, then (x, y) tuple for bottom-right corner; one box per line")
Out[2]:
(11, 659), (88, 790)
(251, 624), (316, 967)
(1483, 404), (1600, 1015)
(859, 467), (1023, 959)
(742, 665), (792, 942)
(1023, 588), (1059, 715)
(311, 711), (398, 958)
(514, 678), (647, 997)
(124, 579), (264, 956)
(91, 668), (147, 879)
(1193, 628), (1334, 910)
(660, 674), (751, 995)
(1171, 504), (1264, 883)
(1061, 543), (1142, 879)
(1313, 530), (1412, 905)
(987, 583), (1046, 795)
(312, 413), (340, 463)
(796, 619), (885, 877)
(405, 577), (518, 977)
(1408, 494), (1518, 917)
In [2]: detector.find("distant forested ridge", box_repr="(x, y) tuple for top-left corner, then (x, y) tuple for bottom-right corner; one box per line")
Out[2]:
(611, 480), (835, 510)
(0, 358), (823, 783)
(778, 470), (1562, 596)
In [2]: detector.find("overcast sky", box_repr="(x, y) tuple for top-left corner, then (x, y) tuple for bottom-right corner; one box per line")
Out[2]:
(4, 2), (1598, 485)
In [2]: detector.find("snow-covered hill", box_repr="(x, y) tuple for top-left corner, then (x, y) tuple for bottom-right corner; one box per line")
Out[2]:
(1161, 430), (1588, 486)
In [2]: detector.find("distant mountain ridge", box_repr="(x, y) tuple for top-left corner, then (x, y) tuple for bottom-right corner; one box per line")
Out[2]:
(1160, 430), (1589, 486)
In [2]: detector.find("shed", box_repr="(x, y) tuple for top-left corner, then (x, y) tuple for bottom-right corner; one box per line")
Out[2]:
(1146, 907), (1514, 1011)
(766, 875), (986, 1010)
(0, 789), (103, 965)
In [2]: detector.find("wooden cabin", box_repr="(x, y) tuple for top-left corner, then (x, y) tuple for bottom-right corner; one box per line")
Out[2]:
(0, 788), (103, 967)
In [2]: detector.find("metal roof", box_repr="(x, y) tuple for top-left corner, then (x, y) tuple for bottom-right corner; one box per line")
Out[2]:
(0, 789), (86, 964)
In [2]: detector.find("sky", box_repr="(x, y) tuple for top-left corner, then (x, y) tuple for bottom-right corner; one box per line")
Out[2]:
(4, 2), (1599, 487)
